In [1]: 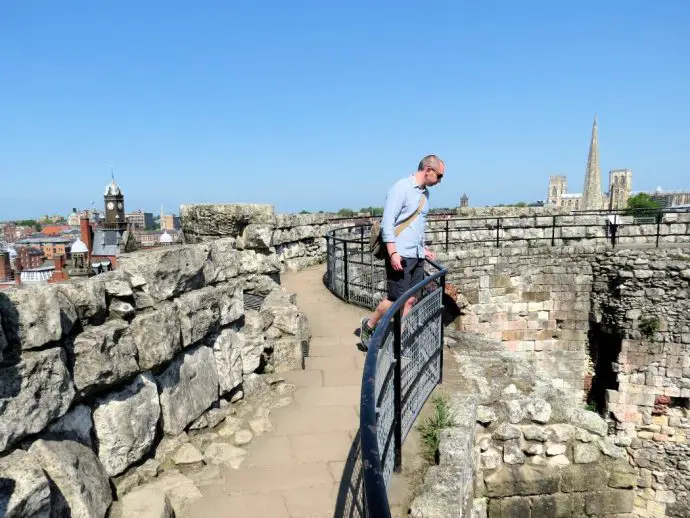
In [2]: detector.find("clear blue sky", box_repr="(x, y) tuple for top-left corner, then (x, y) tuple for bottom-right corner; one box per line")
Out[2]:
(1, 1), (688, 220)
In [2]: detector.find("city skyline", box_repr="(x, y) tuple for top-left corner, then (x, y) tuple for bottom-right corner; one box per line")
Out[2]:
(1, 2), (689, 219)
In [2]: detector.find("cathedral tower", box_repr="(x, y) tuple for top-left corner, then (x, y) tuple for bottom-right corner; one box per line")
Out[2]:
(608, 169), (632, 210)
(581, 116), (603, 210)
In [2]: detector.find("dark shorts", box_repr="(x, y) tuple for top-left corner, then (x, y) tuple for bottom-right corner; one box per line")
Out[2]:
(385, 256), (424, 302)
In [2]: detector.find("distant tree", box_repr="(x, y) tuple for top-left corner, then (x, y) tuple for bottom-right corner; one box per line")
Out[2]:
(337, 208), (355, 217)
(15, 219), (41, 231)
(625, 193), (661, 218)
(299, 209), (311, 214)
(514, 202), (528, 207)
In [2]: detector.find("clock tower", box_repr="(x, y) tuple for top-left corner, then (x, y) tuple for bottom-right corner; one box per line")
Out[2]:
(104, 176), (126, 229)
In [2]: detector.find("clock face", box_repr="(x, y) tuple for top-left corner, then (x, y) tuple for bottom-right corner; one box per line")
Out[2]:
(117, 202), (123, 210)
(107, 201), (115, 210)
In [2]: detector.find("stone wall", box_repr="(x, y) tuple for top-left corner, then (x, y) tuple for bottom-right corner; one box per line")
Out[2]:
(437, 246), (596, 396)
(455, 206), (567, 218)
(433, 246), (690, 517)
(589, 249), (690, 517)
(411, 332), (635, 518)
(0, 236), (309, 517)
(427, 211), (690, 250)
(180, 203), (360, 272)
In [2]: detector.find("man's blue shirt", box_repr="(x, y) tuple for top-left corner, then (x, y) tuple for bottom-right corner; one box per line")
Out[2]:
(381, 175), (429, 259)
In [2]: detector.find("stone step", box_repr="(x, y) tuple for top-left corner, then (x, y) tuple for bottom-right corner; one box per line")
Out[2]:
(305, 356), (357, 371)
(288, 431), (354, 463)
(221, 463), (333, 495)
(294, 386), (360, 407)
(308, 343), (359, 357)
(270, 405), (358, 435)
(323, 369), (363, 387)
(282, 369), (323, 387)
(184, 488), (290, 517)
(283, 483), (339, 518)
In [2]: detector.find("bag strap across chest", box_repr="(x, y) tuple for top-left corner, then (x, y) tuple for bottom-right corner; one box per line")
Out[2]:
(394, 194), (427, 237)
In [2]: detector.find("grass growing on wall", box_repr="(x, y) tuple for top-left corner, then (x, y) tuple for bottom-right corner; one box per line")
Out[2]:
(639, 316), (660, 340)
(418, 393), (457, 464)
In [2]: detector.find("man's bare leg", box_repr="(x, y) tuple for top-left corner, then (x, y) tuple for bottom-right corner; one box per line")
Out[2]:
(367, 295), (416, 329)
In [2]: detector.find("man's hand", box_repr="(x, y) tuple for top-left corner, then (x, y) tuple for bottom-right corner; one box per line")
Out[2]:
(390, 253), (403, 272)
(424, 248), (436, 261)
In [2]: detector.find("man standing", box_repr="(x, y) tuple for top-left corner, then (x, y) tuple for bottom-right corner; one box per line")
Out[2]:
(360, 155), (445, 349)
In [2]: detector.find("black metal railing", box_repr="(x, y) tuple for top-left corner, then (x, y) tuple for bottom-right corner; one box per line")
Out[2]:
(325, 225), (447, 517)
(423, 207), (690, 250)
(327, 207), (690, 254)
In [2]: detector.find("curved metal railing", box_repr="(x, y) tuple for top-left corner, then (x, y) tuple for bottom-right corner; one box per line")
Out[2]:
(325, 225), (448, 517)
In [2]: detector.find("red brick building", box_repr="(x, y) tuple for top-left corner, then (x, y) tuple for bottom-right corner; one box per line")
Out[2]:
(16, 246), (44, 270)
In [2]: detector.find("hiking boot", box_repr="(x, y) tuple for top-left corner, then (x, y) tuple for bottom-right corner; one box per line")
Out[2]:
(360, 317), (374, 350)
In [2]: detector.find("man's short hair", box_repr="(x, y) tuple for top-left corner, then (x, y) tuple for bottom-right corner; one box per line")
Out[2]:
(418, 155), (444, 171)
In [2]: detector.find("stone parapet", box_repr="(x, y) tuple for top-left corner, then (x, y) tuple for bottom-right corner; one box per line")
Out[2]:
(0, 216), (310, 516)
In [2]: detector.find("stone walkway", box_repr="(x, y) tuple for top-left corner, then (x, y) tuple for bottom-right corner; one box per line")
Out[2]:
(185, 264), (369, 517)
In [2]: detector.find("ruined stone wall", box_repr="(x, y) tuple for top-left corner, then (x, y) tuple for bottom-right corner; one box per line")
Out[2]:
(0, 236), (309, 517)
(437, 246), (596, 397)
(411, 332), (636, 518)
(180, 203), (362, 272)
(434, 246), (690, 517)
(590, 249), (690, 517)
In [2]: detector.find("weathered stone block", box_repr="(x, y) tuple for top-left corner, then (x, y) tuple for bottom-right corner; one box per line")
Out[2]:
(68, 319), (139, 395)
(0, 449), (51, 518)
(488, 496), (530, 518)
(120, 487), (173, 518)
(212, 328), (243, 395)
(530, 493), (572, 518)
(128, 302), (182, 370)
(180, 202), (275, 242)
(175, 286), (222, 347)
(492, 423), (521, 441)
(29, 439), (112, 518)
(45, 404), (93, 447)
(118, 244), (210, 301)
(0, 348), (75, 452)
(271, 337), (304, 371)
(157, 345), (219, 435)
(56, 279), (107, 325)
(561, 464), (608, 492)
(93, 373), (161, 476)
(585, 489), (634, 515)
(485, 464), (560, 497)
(573, 442), (600, 463)
(568, 408), (608, 436)
(0, 286), (76, 351)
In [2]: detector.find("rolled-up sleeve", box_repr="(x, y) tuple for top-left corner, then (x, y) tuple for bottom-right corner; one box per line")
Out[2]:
(381, 183), (402, 243)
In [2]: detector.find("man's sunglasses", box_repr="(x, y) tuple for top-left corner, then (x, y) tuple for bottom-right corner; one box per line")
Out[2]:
(427, 167), (443, 179)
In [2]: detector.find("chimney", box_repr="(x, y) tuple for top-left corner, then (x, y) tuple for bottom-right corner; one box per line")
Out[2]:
(14, 256), (22, 286)
(50, 254), (68, 283)
(0, 251), (10, 282)
(80, 216), (93, 258)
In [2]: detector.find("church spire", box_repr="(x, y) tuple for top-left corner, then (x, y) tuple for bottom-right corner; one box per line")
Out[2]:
(581, 115), (602, 210)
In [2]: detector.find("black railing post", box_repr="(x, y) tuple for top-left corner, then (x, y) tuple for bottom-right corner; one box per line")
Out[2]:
(393, 310), (402, 472)
(445, 219), (449, 252)
(439, 273), (445, 385)
(343, 241), (349, 302)
(360, 225), (365, 258)
(496, 218), (501, 247)
(656, 212), (662, 248)
(551, 216), (556, 246)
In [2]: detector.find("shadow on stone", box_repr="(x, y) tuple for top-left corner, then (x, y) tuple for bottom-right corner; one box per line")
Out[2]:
(333, 429), (365, 518)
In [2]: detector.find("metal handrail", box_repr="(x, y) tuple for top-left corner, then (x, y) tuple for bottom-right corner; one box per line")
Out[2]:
(324, 224), (447, 517)
(359, 259), (447, 517)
